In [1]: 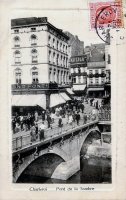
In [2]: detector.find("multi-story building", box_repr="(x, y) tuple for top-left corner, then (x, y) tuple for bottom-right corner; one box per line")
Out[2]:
(64, 32), (84, 57)
(87, 43), (106, 98)
(70, 55), (87, 96)
(104, 30), (111, 104)
(11, 17), (71, 113)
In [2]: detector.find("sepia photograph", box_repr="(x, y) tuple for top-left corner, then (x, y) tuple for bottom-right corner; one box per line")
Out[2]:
(10, 0), (124, 186)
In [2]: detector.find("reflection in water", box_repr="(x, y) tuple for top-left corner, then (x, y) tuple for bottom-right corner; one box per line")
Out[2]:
(17, 157), (111, 184)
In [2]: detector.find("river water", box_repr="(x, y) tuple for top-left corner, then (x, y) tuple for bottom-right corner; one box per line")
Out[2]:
(18, 157), (111, 184)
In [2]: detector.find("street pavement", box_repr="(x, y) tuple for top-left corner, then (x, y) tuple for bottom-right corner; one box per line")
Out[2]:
(13, 102), (95, 140)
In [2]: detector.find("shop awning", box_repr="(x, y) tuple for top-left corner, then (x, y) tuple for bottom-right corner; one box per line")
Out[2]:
(66, 88), (74, 95)
(88, 88), (104, 91)
(11, 94), (46, 109)
(50, 94), (66, 107)
(73, 84), (86, 91)
(60, 92), (71, 101)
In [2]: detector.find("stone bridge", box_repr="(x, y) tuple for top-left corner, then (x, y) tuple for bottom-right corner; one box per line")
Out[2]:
(12, 120), (111, 183)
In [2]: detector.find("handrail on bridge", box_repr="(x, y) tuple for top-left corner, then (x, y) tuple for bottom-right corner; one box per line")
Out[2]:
(12, 119), (99, 153)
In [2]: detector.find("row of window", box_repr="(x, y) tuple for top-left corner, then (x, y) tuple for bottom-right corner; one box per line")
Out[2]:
(15, 68), (39, 84)
(89, 69), (105, 74)
(70, 57), (87, 63)
(48, 35), (68, 53)
(72, 76), (87, 84)
(89, 78), (105, 84)
(13, 34), (38, 47)
(13, 49), (39, 64)
(49, 70), (69, 84)
(48, 50), (68, 67)
(14, 27), (37, 34)
(72, 77), (105, 84)
(15, 72), (69, 84)
(71, 68), (86, 73)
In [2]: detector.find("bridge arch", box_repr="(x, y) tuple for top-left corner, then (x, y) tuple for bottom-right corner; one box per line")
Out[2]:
(80, 127), (101, 156)
(14, 145), (69, 183)
(79, 127), (101, 155)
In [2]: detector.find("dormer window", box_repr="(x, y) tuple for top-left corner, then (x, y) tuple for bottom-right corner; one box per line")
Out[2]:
(14, 29), (19, 33)
(31, 27), (36, 32)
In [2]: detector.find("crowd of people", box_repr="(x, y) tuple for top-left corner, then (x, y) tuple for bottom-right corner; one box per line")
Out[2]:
(12, 98), (102, 142)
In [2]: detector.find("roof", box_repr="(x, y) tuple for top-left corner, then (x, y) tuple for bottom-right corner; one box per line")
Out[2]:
(11, 17), (48, 27)
(84, 43), (105, 62)
(89, 53), (105, 62)
(11, 17), (69, 40)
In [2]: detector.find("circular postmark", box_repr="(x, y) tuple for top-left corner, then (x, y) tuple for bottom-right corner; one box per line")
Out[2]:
(95, 3), (123, 43)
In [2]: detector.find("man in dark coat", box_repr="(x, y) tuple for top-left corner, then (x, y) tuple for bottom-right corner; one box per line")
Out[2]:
(76, 112), (80, 125)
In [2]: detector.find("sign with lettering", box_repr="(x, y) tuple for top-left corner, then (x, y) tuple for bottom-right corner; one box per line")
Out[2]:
(12, 83), (49, 90)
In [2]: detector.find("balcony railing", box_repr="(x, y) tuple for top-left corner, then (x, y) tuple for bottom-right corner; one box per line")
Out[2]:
(32, 60), (38, 63)
(71, 72), (87, 76)
(88, 84), (104, 88)
(88, 73), (106, 78)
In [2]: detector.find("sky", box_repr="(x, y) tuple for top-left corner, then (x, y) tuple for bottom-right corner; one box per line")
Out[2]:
(10, 0), (103, 47)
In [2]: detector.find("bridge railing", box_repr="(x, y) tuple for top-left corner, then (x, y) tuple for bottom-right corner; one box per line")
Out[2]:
(12, 117), (98, 152)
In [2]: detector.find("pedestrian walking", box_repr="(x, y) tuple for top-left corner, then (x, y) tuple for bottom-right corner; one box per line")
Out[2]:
(39, 122), (45, 141)
(76, 111), (80, 125)
(58, 116), (63, 128)
(30, 124), (36, 142)
(34, 111), (38, 122)
(68, 115), (73, 125)
(47, 114), (51, 128)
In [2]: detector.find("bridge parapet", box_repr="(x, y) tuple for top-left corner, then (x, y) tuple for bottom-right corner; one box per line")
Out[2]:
(12, 120), (101, 183)
(12, 120), (99, 155)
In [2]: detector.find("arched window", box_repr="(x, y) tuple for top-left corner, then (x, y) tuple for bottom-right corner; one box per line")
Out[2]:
(14, 50), (21, 63)
(31, 67), (39, 83)
(53, 52), (55, 64)
(48, 35), (51, 46)
(30, 34), (37, 45)
(49, 50), (51, 63)
(13, 36), (20, 47)
(15, 68), (22, 84)
(31, 49), (38, 63)
(61, 55), (63, 66)
(53, 38), (55, 48)
(108, 54), (111, 64)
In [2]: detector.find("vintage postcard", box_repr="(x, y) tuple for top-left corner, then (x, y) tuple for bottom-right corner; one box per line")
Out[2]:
(0, 0), (126, 199)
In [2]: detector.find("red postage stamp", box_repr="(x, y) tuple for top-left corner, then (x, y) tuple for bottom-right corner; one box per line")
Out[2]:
(89, 0), (124, 29)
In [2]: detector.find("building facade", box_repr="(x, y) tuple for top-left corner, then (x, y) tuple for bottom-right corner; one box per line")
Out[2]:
(104, 30), (111, 104)
(70, 55), (87, 95)
(64, 32), (84, 57)
(87, 44), (106, 98)
(11, 17), (71, 112)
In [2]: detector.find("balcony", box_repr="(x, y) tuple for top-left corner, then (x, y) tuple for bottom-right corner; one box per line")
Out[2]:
(71, 72), (87, 76)
(14, 45), (20, 48)
(15, 61), (21, 64)
(88, 84), (104, 88)
(32, 60), (38, 64)
(88, 73), (106, 78)
(31, 43), (37, 46)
